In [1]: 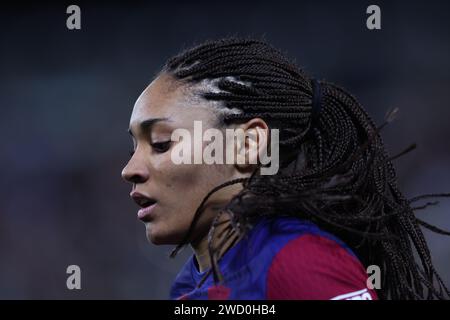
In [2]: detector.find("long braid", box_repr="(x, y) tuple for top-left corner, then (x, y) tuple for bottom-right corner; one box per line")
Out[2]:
(163, 37), (450, 299)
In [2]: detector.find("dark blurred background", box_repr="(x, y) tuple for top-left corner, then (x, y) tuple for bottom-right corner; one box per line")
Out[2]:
(1, 0), (449, 299)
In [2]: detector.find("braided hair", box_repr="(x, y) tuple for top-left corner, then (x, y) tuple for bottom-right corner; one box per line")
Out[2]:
(161, 37), (450, 299)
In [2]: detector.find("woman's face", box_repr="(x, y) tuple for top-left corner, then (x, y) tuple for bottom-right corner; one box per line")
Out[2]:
(121, 73), (243, 245)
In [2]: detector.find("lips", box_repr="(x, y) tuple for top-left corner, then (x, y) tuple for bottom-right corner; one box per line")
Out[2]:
(130, 191), (158, 222)
(137, 203), (157, 222)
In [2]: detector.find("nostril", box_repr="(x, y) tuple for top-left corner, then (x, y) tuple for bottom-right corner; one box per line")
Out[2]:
(121, 161), (150, 184)
(129, 173), (147, 184)
(121, 166), (147, 183)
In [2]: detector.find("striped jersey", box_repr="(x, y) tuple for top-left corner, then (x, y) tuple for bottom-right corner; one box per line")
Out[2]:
(170, 216), (378, 300)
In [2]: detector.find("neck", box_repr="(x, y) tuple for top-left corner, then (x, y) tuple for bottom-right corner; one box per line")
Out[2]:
(190, 214), (239, 273)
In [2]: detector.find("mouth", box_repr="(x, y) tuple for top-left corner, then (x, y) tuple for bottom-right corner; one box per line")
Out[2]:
(130, 191), (158, 222)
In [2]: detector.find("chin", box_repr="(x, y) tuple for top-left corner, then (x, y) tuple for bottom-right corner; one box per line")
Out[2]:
(145, 224), (179, 245)
(145, 228), (164, 245)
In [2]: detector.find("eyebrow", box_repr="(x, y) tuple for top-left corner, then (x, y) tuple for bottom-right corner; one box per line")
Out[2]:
(127, 117), (170, 137)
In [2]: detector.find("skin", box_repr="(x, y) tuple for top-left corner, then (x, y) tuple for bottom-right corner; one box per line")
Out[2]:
(121, 72), (268, 272)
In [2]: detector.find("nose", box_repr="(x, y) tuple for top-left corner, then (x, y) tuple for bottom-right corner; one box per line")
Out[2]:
(121, 155), (150, 184)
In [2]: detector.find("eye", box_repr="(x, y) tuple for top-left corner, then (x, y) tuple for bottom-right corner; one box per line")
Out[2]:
(151, 141), (171, 153)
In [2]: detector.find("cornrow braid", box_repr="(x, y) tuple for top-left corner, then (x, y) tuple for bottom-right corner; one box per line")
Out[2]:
(162, 37), (450, 300)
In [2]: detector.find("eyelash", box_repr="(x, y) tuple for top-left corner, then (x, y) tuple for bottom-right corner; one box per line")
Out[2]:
(128, 141), (171, 158)
(151, 141), (171, 153)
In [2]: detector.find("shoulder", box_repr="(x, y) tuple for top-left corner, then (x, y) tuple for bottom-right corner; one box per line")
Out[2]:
(247, 216), (377, 300)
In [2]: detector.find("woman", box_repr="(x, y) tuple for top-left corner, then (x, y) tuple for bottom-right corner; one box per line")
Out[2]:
(121, 37), (450, 300)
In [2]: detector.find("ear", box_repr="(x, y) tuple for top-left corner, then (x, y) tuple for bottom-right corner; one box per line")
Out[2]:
(234, 118), (269, 173)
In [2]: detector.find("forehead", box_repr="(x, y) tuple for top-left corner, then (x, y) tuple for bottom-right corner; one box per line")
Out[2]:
(129, 73), (217, 132)
(131, 73), (185, 121)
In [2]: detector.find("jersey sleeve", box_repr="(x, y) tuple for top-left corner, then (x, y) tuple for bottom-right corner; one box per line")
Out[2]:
(266, 233), (378, 300)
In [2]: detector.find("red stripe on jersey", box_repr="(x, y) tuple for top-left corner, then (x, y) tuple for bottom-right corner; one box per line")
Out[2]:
(266, 234), (378, 300)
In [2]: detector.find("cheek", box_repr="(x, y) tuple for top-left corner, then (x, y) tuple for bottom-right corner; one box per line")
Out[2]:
(147, 145), (234, 244)
(158, 162), (229, 215)
(150, 155), (213, 217)
(161, 161), (224, 206)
